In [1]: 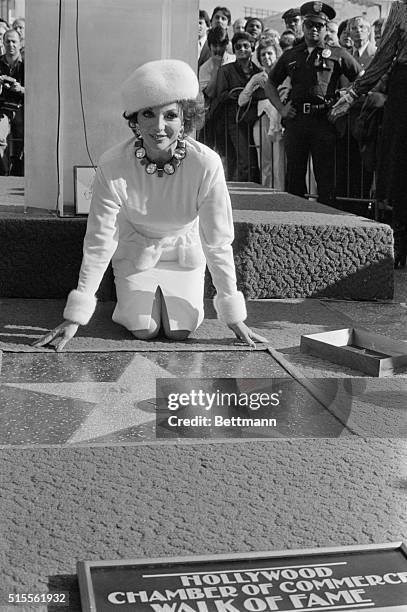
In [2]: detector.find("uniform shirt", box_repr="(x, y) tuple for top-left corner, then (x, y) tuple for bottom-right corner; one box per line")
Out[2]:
(269, 42), (361, 103)
(74, 137), (240, 303)
(354, 0), (407, 96)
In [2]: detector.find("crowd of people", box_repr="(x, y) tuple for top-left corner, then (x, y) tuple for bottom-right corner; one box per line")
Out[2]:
(0, 16), (24, 176)
(196, 4), (397, 236)
(0, 6), (404, 268)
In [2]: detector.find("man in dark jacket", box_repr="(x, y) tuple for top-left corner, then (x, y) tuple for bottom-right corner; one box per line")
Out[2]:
(0, 28), (24, 175)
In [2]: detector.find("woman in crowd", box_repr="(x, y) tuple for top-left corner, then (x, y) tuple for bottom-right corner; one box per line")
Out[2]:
(332, 0), (407, 267)
(261, 28), (282, 55)
(237, 37), (285, 189)
(214, 31), (265, 182)
(338, 20), (353, 53)
(33, 60), (266, 351)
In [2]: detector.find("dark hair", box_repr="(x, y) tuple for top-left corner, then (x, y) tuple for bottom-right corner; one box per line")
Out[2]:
(207, 25), (229, 47)
(256, 37), (280, 63)
(372, 17), (385, 27)
(279, 29), (296, 50)
(199, 10), (210, 27)
(210, 6), (232, 26)
(245, 17), (264, 32)
(123, 98), (205, 136)
(281, 29), (296, 37)
(338, 20), (349, 38)
(231, 31), (256, 52)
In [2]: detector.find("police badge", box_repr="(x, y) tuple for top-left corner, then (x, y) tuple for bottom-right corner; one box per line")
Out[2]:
(313, 2), (323, 12)
(322, 48), (332, 58)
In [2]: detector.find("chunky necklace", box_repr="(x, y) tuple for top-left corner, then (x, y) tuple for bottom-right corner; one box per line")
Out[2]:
(134, 138), (187, 177)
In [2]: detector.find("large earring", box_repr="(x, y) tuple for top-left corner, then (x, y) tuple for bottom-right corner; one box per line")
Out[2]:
(129, 117), (141, 137)
(178, 125), (185, 142)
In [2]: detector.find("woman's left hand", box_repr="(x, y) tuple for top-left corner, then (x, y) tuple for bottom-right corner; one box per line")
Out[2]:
(250, 72), (268, 88)
(330, 88), (357, 120)
(228, 321), (269, 348)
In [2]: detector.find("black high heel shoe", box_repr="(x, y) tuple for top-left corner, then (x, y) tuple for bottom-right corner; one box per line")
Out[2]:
(393, 225), (407, 269)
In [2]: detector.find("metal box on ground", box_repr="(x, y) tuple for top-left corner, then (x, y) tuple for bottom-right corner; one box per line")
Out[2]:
(300, 327), (407, 376)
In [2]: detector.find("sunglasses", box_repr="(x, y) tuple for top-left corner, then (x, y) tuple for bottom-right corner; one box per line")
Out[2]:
(304, 21), (325, 31)
(235, 43), (252, 50)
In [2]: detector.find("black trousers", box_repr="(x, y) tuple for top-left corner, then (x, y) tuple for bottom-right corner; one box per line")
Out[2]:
(214, 105), (260, 183)
(284, 112), (337, 206)
(376, 64), (407, 227)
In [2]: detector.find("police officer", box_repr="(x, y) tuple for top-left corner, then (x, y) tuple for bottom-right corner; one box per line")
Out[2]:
(266, 2), (361, 206)
(282, 7), (304, 46)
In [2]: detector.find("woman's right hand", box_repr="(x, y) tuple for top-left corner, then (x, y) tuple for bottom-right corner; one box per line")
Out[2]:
(249, 72), (268, 90)
(280, 100), (296, 120)
(31, 320), (80, 352)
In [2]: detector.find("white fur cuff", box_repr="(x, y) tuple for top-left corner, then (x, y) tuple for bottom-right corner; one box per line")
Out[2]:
(214, 292), (247, 325)
(63, 290), (97, 326)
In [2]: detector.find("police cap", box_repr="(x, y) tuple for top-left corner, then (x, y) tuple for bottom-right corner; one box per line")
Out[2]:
(282, 7), (301, 21)
(300, 2), (336, 24)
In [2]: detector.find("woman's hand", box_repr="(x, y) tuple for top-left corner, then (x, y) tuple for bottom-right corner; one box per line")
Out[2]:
(31, 320), (80, 352)
(248, 72), (268, 91)
(279, 100), (296, 120)
(363, 91), (387, 110)
(228, 321), (269, 348)
(330, 88), (358, 120)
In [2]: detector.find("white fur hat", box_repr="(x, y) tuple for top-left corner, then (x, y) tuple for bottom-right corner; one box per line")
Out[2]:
(121, 59), (199, 115)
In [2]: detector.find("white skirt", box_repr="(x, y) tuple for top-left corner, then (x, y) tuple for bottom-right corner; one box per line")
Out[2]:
(111, 259), (206, 332)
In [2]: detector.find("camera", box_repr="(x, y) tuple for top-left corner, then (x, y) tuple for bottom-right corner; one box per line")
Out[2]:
(1, 76), (16, 89)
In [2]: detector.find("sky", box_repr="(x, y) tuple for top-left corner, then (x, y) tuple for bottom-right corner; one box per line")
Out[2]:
(199, 0), (291, 21)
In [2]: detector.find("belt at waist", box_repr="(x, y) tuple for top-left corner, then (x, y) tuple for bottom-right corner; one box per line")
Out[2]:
(293, 101), (329, 114)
